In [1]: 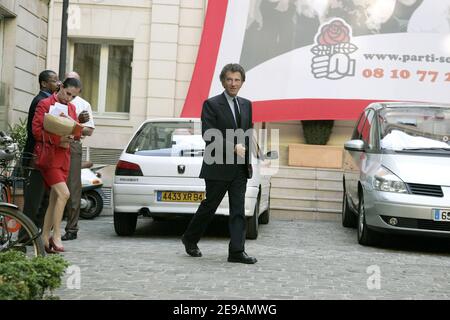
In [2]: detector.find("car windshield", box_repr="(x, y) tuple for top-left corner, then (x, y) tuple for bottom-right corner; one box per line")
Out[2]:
(126, 121), (204, 156)
(379, 106), (450, 152)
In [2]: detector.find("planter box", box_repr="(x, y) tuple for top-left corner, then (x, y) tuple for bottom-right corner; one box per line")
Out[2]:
(288, 144), (343, 169)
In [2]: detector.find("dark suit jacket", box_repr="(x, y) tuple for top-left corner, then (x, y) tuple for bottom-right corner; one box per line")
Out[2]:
(199, 93), (253, 181)
(23, 90), (52, 167)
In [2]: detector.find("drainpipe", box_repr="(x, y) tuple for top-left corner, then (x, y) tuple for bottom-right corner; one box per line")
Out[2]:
(59, 0), (69, 77)
(46, 0), (54, 70)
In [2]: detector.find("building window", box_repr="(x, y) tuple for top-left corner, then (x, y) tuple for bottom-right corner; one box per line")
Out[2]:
(106, 45), (133, 113)
(73, 43), (100, 111)
(71, 41), (133, 116)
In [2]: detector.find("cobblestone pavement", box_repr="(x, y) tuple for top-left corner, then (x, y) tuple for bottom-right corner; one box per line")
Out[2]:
(55, 210), (450, 300)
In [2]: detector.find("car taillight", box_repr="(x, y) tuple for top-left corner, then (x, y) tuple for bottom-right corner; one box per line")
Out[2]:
(115, 160), (143, 176)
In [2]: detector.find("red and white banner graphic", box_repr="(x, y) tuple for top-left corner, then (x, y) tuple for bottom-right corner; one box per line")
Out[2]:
(181, 0), (450, 122)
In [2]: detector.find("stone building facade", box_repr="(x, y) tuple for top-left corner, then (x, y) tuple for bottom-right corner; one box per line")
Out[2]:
(46, 0), (208, 153)
(0, 0), (50, 131)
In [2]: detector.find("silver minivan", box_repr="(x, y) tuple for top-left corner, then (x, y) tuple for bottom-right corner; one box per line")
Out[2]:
(342, 102), (450, 246)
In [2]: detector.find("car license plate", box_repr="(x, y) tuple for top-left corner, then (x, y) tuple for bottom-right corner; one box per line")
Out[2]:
(157, 191), (205, 203)
(432, 209), (450, 222)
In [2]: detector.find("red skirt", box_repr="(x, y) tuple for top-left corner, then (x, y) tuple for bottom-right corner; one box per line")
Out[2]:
(41, 167), (69, 189)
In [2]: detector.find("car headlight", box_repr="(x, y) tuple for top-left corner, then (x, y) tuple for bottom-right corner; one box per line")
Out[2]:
(373, 166), (408, 193)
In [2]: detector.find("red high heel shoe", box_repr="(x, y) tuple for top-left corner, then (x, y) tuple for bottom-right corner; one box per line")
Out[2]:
(49, 237), (65, 253)
(45, 244), (57, 254)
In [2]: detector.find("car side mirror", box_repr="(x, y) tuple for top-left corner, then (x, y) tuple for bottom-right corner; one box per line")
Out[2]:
(344, 139), (365, 152)
(264, 150), (279, 160)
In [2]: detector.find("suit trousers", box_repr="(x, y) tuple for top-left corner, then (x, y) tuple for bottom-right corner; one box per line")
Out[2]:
(183, 165), (248, 254)
(64, 140), (82, 233)
(23, 168), (49, 229)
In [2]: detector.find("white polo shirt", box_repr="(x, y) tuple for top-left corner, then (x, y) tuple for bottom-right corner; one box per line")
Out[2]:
(72, 96), (95, 129)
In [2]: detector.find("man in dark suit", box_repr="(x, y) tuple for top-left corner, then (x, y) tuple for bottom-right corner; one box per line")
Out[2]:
(182, 63), (257, 264)
(22, 70), (60, 228)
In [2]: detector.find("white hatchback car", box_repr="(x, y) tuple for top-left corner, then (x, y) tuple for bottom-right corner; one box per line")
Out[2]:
(113, 118), (278, 239)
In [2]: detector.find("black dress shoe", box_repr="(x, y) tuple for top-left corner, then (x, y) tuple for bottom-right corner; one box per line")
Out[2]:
(61, 232), (77, 241)
(181, 236), (202, 257)
(228, 252), (257, 264)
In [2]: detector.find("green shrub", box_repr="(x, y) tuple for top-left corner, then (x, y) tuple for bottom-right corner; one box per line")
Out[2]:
(8, 117), (27, 153)
(0, 251), (69, 300)
(301, 120), (334, 145)
(7, 117), (28, 179)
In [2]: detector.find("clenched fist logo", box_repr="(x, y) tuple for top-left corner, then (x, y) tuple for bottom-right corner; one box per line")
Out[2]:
(311, 19), (358, 80)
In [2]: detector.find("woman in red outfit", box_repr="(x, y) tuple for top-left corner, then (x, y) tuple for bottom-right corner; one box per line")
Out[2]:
(32, 78), (82, 253)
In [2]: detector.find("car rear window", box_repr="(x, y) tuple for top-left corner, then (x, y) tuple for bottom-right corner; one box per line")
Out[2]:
(126, 122), (204, 156)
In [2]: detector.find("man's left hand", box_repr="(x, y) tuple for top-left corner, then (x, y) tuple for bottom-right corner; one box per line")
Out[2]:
(235, 144), (246, 158)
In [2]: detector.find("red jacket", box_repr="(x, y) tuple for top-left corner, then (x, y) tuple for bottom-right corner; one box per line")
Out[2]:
(32, 93), (80, 170)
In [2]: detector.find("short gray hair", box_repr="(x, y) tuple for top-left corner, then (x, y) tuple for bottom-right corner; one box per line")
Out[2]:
(219, 63), (246, 82)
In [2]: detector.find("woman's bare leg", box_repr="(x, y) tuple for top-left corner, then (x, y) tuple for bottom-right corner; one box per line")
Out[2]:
(50, 182), (70, 247)
(42, 186), (58, 246)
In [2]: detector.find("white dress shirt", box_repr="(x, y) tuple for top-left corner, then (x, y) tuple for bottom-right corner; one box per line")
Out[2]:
(223, 91), (241, 125)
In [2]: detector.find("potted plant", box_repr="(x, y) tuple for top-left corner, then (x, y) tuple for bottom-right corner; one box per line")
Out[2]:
(288, 120), (343, 169)
(301, 120), (334, 145)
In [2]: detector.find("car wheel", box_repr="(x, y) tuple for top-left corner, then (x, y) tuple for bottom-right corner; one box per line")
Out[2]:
(258, 195), (270, 225)
(342, 188), (357, 228)
(357, 193), (378, 246)
(114, 212), (138, 236)
(246, 197), (259, 240)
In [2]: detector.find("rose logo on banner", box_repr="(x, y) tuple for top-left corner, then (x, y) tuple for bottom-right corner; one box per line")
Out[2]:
(311, 19), (358, 80)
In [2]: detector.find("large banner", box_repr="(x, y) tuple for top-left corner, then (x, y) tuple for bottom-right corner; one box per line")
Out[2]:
(181, 0), (450, 122)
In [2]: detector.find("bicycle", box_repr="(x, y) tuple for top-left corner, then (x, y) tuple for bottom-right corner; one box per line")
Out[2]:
(0, 131), (45, 257)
